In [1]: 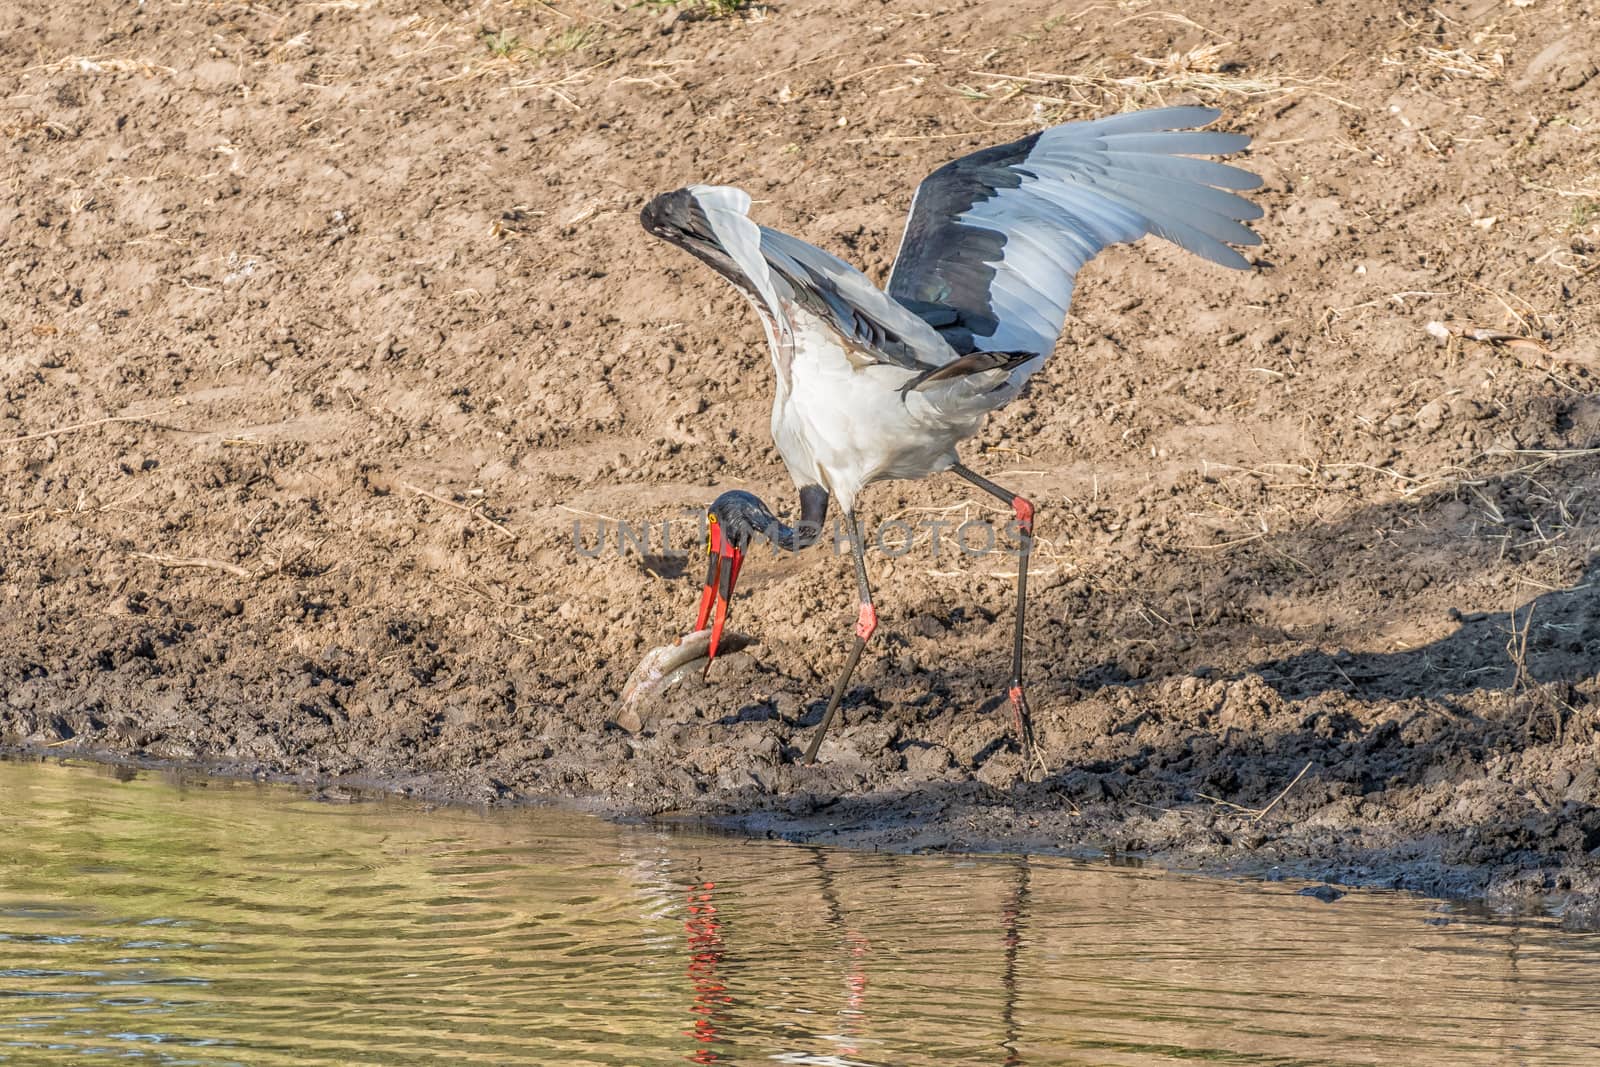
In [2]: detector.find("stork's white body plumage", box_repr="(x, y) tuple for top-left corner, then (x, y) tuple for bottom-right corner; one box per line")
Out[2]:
(774, 307), (990, 511)
(639, 106), (1264, 766)
(687, 184), (1017, 512)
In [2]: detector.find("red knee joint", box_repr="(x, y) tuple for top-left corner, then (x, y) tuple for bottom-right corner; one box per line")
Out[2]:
(854, 603), (878, 641)
(1011, 495), (1034, 535)
(1008, 684), (1027, 709)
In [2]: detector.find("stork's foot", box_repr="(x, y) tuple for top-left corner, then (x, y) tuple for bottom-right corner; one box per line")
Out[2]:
(1008, 683), (1049, 779)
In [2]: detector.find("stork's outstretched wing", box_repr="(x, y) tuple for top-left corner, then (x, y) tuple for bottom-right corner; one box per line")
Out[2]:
(887, 106), (1262, 358)
(641, 185), (954, 381)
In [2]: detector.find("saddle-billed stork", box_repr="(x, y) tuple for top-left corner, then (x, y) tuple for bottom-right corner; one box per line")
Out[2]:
(640, 106), (1262, 768)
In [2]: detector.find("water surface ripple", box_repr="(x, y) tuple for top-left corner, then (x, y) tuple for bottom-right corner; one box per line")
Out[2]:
(1, 759), (1596, 1065)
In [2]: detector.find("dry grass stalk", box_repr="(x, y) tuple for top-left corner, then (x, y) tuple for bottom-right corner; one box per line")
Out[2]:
(2, 410), (180, 448)
(403, 482), (518, 540)
(132, 553), (255, 579)
(1252, 760), (1315, 822)
(554, 502), (625, 525)
(391, 6), (617, 109)
(962, 49), (1354, 119)
(3, 117), (74, 141)
(1201, 446), (1599, 504)
(1197, 760), (1315, 821)
(504, 63), (609, 109)
(1384, 45), (1505, 82)
(1501, 601), (1573, 745)
(26, 54), (176, 77)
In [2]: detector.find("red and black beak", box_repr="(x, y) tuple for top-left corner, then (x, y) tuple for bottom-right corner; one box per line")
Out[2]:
(692, 513), (743, 666)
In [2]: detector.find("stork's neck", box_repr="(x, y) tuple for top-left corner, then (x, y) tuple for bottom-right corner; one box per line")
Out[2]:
(713, 486), (829, 552)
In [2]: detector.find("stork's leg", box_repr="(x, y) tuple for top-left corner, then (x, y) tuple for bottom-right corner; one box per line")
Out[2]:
(802, 511), (877, 766)
(950, 463), (1046, 775)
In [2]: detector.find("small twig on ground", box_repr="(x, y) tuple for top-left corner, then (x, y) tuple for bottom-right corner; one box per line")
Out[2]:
(132, 553), (253, 578)
(3, 411), (173, 447)
(1194, 792), (1259, 814)
(403, 481), (517, 540)
(555, 502), (624, 524)
(494, 624), (547, 646)
(1196, 759), (1315, 821)
(22, 54), (176, 77)
(1425, 321), (1549, 352)
(1507, 600), (1534, 705)
(1253, 760), (1314, 822)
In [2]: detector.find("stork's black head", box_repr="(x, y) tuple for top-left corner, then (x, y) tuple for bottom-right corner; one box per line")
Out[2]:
(689, 487), (829, 668)
(690, 490), (763, 666)
(707, 490), (773, 551)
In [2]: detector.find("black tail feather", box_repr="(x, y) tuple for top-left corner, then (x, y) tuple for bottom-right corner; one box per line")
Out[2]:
(898, 350), (1038, 397)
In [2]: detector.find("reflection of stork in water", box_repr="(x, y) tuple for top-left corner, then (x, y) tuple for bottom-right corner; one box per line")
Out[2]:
(999, 859), (1032, 1067)
(684, 878), (730, 1064)
(809, 850), (873, 1063)
(804, 851), (1034, 1065)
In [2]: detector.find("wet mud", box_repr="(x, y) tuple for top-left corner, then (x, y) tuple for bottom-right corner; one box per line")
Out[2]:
(3, 0), (1597, 922)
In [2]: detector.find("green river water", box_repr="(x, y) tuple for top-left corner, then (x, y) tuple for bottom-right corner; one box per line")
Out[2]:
(1, 758), (1597, 1066)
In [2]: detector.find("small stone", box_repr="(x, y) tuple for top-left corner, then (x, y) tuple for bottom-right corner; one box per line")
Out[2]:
(1555, 54), (1598, 91)
(1415, 399), (1447, 433)
(1299, 884), (1345, 903)
(903, 742), (954, 776)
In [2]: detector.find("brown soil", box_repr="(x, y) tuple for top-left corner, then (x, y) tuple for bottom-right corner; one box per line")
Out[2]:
(4, 0), (1598, 922)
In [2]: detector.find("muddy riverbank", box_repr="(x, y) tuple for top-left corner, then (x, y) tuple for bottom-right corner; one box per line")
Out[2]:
(3, 0), (1597, 921)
